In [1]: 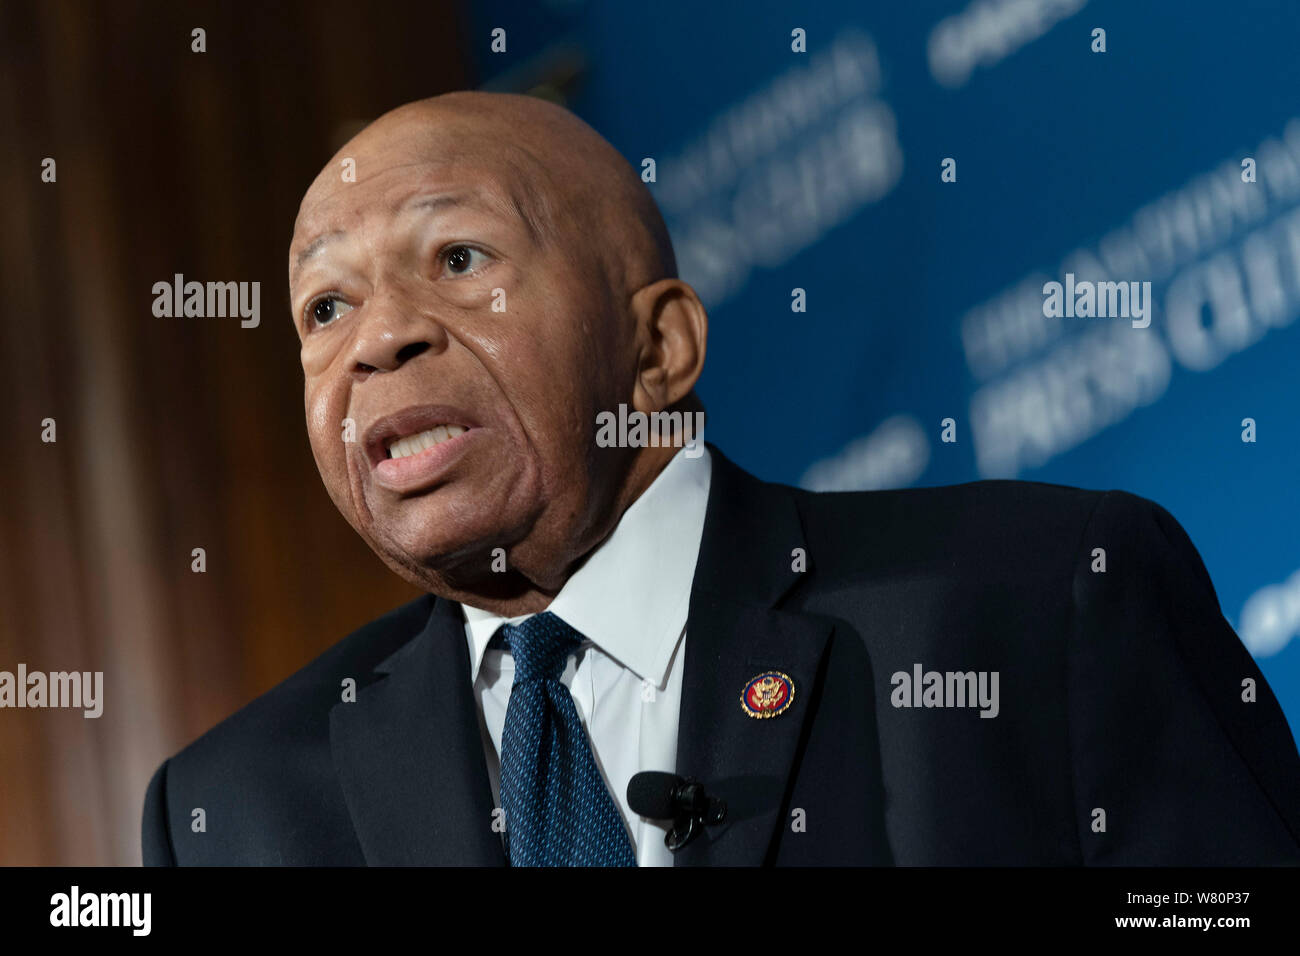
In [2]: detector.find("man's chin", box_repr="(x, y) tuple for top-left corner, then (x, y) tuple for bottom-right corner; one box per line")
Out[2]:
(364, 499), (524, 584)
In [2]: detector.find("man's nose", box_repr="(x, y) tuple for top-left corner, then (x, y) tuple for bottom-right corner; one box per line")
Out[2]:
(348, 290), (447, 376)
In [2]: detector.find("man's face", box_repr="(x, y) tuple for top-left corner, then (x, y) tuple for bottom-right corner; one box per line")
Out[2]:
(288, 123), (633, 592)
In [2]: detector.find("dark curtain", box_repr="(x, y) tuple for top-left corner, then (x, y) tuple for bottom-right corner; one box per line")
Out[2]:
(0, 0), (472, 864)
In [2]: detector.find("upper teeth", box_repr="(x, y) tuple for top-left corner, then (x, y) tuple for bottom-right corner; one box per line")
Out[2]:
(386, 424), (467, 459)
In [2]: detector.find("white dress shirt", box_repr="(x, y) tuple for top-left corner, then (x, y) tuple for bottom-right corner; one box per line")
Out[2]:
(462, 446), (712, 867)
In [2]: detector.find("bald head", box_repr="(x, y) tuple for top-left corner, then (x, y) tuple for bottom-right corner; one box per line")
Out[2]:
(288, 91), (706, 617)
(297, 92), (676, 299)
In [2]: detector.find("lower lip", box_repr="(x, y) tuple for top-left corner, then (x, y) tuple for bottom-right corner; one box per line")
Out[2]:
(371, 428), (479, 494)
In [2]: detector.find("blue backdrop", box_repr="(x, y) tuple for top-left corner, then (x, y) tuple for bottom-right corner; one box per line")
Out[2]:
(465, 0), (1300, 742)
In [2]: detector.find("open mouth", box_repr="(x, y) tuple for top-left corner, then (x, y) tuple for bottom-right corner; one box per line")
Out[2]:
(385, 424), (469, 460)
(362, 404), (481, 493)
(363, 404), (478, 468)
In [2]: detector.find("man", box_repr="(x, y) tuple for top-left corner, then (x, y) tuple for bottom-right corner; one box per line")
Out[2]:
(142, 91), (1300, 866)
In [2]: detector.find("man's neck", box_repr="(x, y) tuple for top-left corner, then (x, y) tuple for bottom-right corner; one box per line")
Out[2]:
(438, 444), (680, 617)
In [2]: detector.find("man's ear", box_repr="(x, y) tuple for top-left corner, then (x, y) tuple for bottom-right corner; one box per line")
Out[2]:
(628, 278), (708, 413)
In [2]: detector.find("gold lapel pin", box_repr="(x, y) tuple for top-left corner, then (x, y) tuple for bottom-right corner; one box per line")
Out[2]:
(740, 671), (794, 718)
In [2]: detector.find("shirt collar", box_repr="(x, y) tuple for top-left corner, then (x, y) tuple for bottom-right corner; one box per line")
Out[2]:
(462, 445), (713, 687)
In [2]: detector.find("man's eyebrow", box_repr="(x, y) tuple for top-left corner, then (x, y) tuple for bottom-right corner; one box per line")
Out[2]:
(399, 193), (471, 216)
(292, 230), (344, 283)
(398, 188), (548, 245)
(290, 196), (484, 285)
(291, 185), (553, 287)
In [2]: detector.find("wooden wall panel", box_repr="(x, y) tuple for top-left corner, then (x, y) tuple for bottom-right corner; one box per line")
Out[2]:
(0, 0), (470, 864)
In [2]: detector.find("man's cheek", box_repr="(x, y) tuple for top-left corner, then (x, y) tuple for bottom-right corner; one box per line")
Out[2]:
(299, 335), (343, 377)
(306, 382), (336, 434)
(304, 382), (350, 480)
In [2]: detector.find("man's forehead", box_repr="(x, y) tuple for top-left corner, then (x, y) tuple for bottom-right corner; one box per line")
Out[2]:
(293, 157), (527, 241)
(288, 154), (556, 281)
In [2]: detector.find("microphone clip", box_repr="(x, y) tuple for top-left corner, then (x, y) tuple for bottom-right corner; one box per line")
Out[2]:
(665, 779), (727, 852)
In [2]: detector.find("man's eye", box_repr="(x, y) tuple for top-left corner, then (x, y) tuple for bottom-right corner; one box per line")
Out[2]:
(307, 296), (353, 328)
(443, 245), (489, 277)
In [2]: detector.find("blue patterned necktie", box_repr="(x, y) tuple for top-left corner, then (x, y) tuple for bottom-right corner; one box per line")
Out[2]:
(497, 611), (637, 866)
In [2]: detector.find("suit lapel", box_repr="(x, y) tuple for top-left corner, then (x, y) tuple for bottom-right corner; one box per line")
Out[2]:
(330, 596), (505, 866)
(672, 446), (834, 866)
(328, 446), (849, 867)
(672, 592), (833, 865)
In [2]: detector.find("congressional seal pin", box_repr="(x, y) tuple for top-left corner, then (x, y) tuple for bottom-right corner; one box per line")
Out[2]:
(741, 671), (794, 719)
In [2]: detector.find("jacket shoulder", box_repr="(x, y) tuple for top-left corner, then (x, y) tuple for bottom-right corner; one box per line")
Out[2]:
(790, 478), (1126, 585)
(165, 593), (434, 775)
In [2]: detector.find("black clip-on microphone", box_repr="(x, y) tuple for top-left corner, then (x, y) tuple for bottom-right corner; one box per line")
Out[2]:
(627, 771), (727, 851)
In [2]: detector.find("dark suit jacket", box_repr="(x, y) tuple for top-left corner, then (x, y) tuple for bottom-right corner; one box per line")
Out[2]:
(142, 446), (1300, 865)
